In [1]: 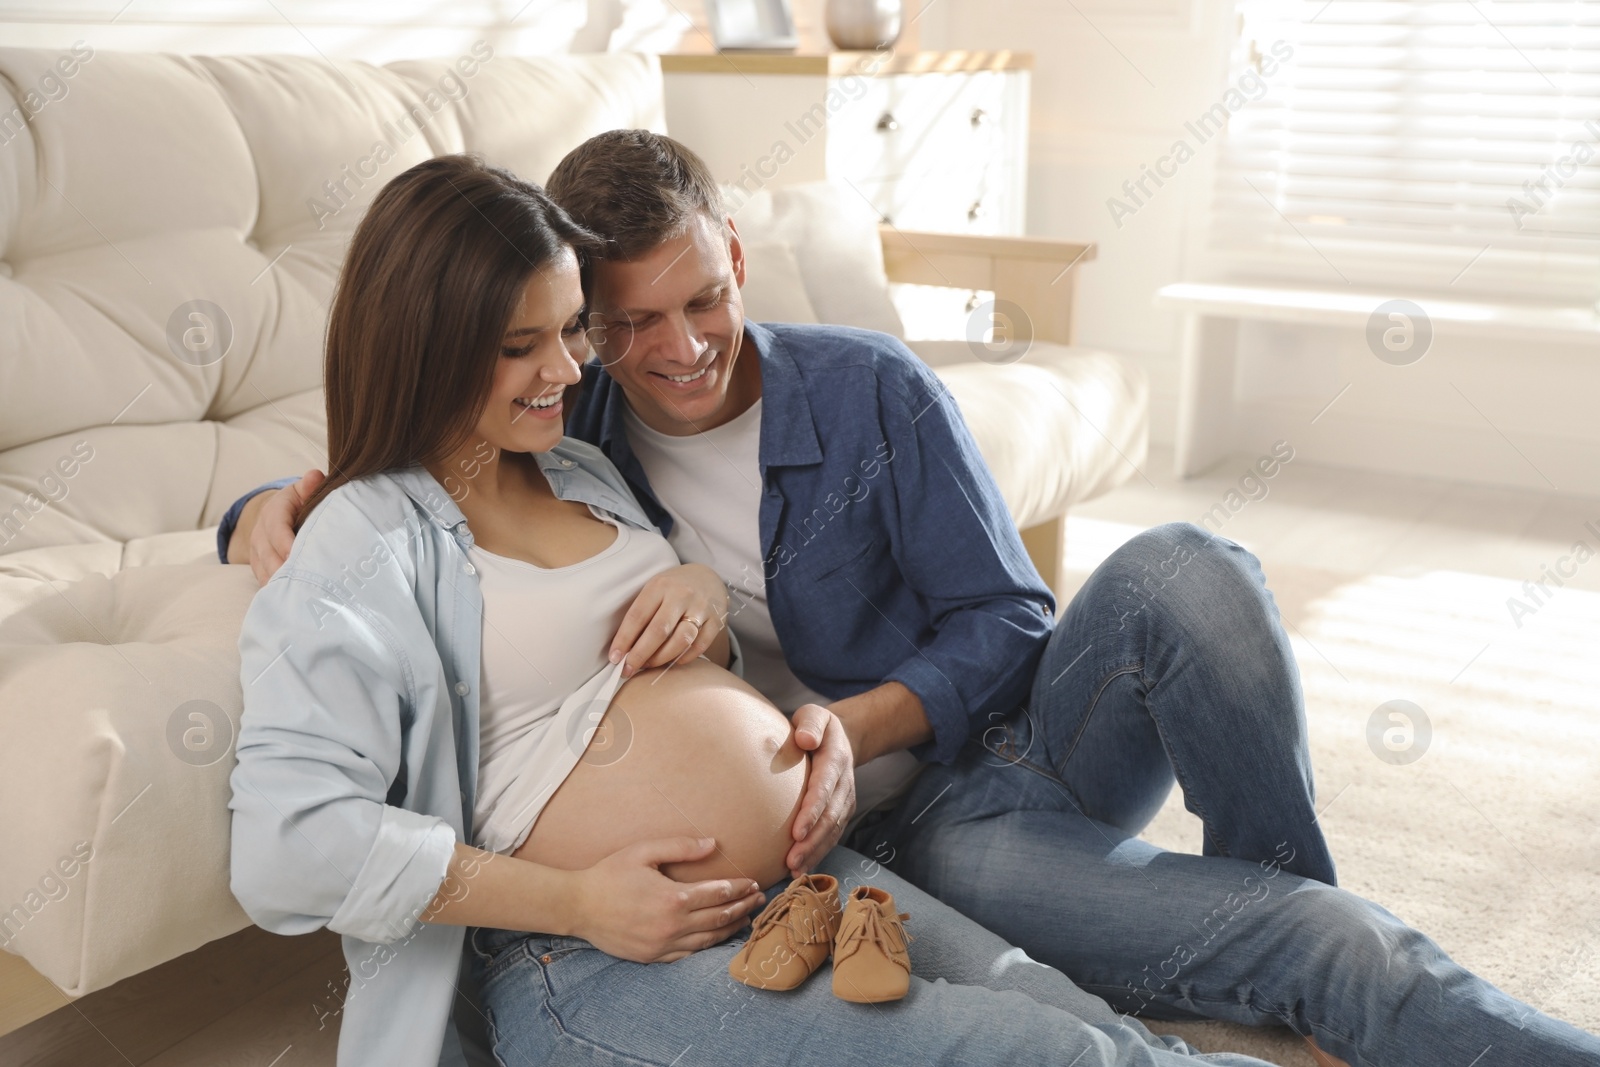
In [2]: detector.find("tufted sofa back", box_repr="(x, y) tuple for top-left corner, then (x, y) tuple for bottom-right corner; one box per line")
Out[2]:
(0, 45), (665, 561)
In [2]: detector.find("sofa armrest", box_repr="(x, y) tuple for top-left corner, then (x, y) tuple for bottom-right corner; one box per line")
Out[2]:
(878, 227), (1097, 345)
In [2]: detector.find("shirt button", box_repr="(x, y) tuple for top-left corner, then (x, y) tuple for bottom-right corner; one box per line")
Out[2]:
(454, 681), (470, 696)
(463, 562), (476, 575)
(561, 459), (574, 468)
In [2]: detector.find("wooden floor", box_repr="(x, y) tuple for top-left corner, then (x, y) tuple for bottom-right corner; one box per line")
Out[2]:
(5, 447), (1596, 1066)
(0, 926), (345, 1067)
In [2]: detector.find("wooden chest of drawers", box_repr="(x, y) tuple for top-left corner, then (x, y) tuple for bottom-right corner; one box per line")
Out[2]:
(662, 51), (1031, 238)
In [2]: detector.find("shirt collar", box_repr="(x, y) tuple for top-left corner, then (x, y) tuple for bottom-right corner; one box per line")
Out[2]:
(386, 449), (629, 548)
(745, 321), (823, 469)
(389, 465), (465, 534)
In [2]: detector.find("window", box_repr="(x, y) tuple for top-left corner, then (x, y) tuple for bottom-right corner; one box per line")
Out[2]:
(1208, 1), (1600, 302)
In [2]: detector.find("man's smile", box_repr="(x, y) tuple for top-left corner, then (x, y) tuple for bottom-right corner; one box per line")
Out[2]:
(648, 358), (719, 394)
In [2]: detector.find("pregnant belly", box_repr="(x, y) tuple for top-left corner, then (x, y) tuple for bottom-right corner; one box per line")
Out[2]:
(511, 657), (808, 889)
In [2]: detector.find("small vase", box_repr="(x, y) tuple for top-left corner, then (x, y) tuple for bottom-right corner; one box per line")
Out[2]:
(825, 0), (903, 51)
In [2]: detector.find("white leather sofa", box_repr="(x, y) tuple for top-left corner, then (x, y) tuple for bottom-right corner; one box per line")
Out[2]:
(0, 46), (1146, 1032)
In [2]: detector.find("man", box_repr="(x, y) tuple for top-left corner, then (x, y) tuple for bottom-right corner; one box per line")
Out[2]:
(222, 131), (1599, 1067)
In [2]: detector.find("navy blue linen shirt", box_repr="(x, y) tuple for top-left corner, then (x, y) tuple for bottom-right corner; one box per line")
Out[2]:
(218, 322), (1055, 764)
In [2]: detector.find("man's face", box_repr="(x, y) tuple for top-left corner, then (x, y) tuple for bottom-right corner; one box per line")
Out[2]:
(586, 211), (757, 435)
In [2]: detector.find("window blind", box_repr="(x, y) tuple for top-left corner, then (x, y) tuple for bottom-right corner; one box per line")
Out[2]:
(1209, 1), (1600, 301)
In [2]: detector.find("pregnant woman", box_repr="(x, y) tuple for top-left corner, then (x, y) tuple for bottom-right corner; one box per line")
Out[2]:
(228, 154), (1281, 1067)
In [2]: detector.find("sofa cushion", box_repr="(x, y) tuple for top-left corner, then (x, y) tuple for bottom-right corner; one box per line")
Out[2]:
(724, 180), (905, 338)
(910, 341), (1150, 530)
(737, 240), (821, 324)
(0, 559), (257, 994)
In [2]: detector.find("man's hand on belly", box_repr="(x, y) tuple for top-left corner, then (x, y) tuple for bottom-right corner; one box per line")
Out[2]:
(785, 704), (857, 876)
(785, 682), (933, 874)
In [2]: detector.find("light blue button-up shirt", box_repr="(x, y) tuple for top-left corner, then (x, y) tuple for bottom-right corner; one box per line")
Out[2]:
(227, 439), (657, 1067)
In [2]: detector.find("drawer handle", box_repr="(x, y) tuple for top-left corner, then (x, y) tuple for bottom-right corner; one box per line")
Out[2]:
(876, 111), (899, 133)
(967, 199), (985, 222)
(970, 107), (989, 128)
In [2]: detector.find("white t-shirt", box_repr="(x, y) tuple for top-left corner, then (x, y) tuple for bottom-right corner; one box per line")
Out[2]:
(623, 399), (925, 822)
(470, 509), (682, 855)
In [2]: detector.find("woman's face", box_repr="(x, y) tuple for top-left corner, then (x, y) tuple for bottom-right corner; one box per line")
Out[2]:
(474, 246), (587, 455)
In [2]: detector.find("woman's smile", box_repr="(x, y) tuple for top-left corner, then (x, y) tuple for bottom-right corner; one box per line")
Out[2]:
(512, 389), (565, 422)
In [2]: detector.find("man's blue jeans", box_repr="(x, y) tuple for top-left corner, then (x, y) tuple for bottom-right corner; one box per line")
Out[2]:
(850, 522), (1600, 1067)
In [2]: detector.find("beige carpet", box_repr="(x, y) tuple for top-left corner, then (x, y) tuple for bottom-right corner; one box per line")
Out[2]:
(1057, 481), (1600, 1066)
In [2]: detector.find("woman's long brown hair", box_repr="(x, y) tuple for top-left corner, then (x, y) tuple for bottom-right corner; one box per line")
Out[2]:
(295, 154), (598, 527)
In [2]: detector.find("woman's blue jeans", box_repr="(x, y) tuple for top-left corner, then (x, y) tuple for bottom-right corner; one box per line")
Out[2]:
(849, 522), (1600, 1067)
(467, 846), (1279, 1066)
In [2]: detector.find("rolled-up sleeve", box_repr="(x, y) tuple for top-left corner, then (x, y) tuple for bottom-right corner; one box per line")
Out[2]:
(229, 571), (455, 945)
(880, 363), (1055, 764)
(328, 805), (457, 944)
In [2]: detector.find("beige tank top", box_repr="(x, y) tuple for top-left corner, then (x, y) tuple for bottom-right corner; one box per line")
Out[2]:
(470, 508), (681, 854)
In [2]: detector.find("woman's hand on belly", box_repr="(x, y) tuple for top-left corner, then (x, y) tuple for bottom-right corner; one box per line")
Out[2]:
(566, 837), (767, 963)
(609, 563), (730, 676)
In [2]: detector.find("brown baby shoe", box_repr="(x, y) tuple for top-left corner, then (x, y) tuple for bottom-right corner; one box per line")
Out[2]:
(728, 873), (843, 991)
(831, 885), (912, 1003)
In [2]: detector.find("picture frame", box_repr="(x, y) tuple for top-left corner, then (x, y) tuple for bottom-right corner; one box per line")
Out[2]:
(705, 0), (798, 51)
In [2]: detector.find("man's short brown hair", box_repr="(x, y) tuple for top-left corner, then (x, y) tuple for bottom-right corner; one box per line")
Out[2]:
(545, 129), (726, 261)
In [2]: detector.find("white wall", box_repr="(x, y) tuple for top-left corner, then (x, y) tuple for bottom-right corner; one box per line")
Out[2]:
(0, 0), (868, 58)
(919, 0), (1600, 497)
(916, 0), (1227, 445)
(0, 0), (692, 57)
